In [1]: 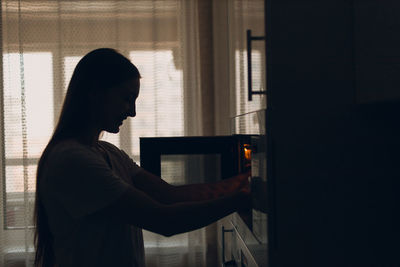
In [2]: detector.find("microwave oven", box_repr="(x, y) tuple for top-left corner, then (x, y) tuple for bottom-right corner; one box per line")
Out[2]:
(140, 110), (268, 267)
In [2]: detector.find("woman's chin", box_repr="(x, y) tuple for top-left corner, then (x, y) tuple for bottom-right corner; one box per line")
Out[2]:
(103, 121), (123, 134)
(105, 126), (120, 134)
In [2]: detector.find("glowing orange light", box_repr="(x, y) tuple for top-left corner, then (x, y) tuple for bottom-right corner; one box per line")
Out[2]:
(244, 144), (252, 160)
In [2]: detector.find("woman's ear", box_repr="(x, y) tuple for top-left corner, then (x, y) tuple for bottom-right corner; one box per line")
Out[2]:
(88, 84), (107, 108)
(86, 86), (105, 123)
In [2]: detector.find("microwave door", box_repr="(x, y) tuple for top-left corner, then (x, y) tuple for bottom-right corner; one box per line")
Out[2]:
(140, 135), (253, 223)
(140, 135), (252, 181)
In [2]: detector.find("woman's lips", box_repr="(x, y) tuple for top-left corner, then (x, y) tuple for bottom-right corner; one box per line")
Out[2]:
(118, 117), (127, 125)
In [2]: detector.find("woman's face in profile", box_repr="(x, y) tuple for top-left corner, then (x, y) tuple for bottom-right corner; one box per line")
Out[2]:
(98, 78), (140, 133)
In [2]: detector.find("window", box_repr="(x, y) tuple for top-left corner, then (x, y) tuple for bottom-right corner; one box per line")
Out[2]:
(129, 50), (184, 161)
(3, 52), (53, 228)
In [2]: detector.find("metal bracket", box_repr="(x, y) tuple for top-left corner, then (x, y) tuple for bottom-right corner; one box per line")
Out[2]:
(247, 29), (266, 101)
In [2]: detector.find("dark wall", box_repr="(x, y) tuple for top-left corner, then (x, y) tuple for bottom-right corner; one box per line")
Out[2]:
(266, 1), (400, 266)
(268, 1), (355, 110)
(273, 104), (400, 266)
(355, 0), (400, 103)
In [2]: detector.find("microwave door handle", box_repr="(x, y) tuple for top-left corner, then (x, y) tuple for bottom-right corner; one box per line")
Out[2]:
(221, 226), (236, 266)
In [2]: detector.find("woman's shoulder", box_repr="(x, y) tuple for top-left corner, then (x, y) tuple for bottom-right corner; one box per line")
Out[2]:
(45, 140), (100, 165)
(40, 140), (101, 180)
(98, 140), (135, 163)
(98, 140), (120, 152)
(98, 140), (129, 159)
(50, 139), (92, 154)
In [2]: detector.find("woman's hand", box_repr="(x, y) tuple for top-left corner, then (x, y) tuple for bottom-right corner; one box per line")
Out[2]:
(233, 171), (251, 192)
(222, 171), (251, 194)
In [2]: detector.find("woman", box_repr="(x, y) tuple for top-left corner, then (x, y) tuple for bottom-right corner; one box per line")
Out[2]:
(34, 48), (250, 267)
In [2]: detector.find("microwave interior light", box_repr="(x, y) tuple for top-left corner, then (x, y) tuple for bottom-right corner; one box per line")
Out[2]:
(243, 144), (252, 160)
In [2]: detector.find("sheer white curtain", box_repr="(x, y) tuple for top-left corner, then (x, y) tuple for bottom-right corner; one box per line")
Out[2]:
(0, 0), (214, 266)
(229, 0), (266, 117)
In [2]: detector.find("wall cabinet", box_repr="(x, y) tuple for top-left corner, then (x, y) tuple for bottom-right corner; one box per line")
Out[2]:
(218, 0), (400, 266)
(268, 1), (400, 266)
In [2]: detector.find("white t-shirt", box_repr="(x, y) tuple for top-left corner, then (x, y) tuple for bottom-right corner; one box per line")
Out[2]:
(40, 140), (145, 267)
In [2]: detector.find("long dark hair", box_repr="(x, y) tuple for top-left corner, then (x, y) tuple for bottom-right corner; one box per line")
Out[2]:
(33, 48), (140, 267)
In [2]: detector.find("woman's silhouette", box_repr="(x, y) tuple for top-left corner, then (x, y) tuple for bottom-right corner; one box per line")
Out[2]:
(34, 48), (250, 267)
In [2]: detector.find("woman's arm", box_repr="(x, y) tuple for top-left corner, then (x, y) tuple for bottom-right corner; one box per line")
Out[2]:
(169, 172), (250, 201)
(101, 184), (251, 237)
(132, 169), (250, 204)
